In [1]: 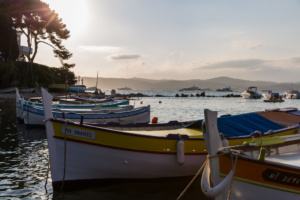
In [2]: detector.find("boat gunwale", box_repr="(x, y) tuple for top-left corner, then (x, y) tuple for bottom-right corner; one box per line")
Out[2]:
(220, 147), (300, 172)
(50, 118), (300, 141)
(23, 104), (150, 119)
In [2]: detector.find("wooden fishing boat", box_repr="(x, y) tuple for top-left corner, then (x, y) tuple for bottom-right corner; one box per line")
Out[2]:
(41, 88), (300, 191)
(22, 102), (150, 127)
(15, 88), (129, 122)
(200, 109), (300, 200)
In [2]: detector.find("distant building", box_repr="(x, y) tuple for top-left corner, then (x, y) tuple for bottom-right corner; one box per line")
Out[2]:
(17, 34), (32, 61)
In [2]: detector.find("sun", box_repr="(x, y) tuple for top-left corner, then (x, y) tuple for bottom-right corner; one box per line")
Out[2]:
(42, 0), (89, 36)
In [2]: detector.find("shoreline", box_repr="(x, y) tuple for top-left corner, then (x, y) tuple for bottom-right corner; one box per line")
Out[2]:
(0, 91), (242, 103)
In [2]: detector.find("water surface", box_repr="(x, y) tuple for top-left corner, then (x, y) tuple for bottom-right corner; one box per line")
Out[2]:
(1, 90), (300, 199)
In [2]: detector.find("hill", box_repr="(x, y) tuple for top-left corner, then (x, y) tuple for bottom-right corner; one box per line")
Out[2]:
(81, 76), (300, 91)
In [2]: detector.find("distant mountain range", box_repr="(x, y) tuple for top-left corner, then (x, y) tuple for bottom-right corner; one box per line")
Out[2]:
(81, 76), (300, 91)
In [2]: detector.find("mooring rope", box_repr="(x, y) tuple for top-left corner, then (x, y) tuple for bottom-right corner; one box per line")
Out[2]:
(226, 151), (239, 200)
(176, 158), (208, 200)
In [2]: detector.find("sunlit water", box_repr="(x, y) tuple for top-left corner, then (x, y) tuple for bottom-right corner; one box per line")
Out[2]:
(1, 90), (300, 199)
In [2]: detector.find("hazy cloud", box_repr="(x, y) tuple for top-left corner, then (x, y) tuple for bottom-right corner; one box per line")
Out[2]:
(197, 59), (265, 70)
(109, 54), (141, 60)
(78, 46), (121, 53)
(231, 40), (264, 50)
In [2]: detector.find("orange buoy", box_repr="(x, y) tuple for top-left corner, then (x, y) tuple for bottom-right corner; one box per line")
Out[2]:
(152, 117), (158, 123)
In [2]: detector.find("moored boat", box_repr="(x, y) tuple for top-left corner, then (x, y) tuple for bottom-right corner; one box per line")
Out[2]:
(41, 88), (300, 191)
(117, 86), (132, 90)
(179, 85), (202, 91)
(23, 102), (150, 127)
(200, 109), (300, 200)
(67, 85), (87, 93)
(216, 87), (232, 92)
(284, 90), (300, 99)
(241, 86), (262, 99)
(264, 99), (284, 103)
(15, 88), (129, 123)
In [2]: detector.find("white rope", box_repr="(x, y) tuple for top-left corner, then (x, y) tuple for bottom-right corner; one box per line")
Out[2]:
(226, 151), (239, 200)
(177, 158), (208, 200)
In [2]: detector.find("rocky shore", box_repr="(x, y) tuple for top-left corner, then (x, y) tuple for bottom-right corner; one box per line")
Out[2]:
(0, 91), (242, 103)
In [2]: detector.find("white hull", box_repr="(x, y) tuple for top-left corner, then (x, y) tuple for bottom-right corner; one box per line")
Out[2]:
(285, 93), (300, 99)
(23, 105), (150, 126)
(241, 92), (261, 99)
(49, 138), (206, 183)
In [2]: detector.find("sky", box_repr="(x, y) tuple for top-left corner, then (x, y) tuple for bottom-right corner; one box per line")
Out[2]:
(27, 0), (300, 82)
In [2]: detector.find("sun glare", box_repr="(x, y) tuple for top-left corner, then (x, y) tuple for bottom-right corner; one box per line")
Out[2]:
(42, 0), (89, 36)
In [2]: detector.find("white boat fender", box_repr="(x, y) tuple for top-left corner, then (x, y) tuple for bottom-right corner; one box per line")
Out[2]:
(177, 139), (185, 165)
(201, 161), (234, 198)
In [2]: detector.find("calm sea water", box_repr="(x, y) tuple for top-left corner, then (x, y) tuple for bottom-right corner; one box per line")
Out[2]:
(1, 90), (300, 199)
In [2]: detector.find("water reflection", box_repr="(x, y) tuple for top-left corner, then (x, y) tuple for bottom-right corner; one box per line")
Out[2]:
(0, 102), (209, 200)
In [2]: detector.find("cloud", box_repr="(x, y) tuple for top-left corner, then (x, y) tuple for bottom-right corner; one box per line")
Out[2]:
(231, 40), (264, 50)
(78, 46), (121, 53)
(109, 53), (141, 60)
(196, 59), (265, 70)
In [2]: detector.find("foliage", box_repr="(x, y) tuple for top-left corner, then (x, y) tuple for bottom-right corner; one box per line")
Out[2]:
(0, 0), (19, 61)
(0, 61), (76, 88)
(9, 0), (74, 68)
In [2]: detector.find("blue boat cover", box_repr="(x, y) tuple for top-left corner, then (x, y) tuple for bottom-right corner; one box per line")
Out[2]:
(198, 113), (284, 137)
(287, 110), (300, 117)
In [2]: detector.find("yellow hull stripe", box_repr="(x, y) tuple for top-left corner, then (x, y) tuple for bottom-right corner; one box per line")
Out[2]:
(51, 121), (299, 154)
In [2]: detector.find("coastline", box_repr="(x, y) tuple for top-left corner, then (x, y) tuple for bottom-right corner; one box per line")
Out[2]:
(0, 90), (242, 103)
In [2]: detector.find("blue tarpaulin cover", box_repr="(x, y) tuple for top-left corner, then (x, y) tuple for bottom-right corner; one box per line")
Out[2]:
(198, 113), (284, 137)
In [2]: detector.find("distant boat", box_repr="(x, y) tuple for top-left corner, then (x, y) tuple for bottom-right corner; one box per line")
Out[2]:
(67, 85), (86, 93)
(117, 86), (132, 90)
(262, 91), (284, 103)
(264, 99), (284, 103)
(241, 86), (262, 99)
(284, 90), (300, 99)
(216, 87), (232, 92)
(179, 85), (201, 91)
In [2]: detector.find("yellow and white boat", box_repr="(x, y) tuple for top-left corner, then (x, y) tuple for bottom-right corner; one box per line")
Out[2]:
(41, 89), (300, 191)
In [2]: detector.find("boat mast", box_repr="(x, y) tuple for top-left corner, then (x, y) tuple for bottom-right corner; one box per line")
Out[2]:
(95, 71), (99, 94)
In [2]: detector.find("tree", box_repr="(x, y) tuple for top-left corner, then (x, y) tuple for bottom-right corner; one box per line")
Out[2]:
(0, 0), (19, 61)
(11, 0), (74, 68)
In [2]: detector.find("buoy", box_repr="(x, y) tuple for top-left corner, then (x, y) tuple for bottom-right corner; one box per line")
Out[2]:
(152, 117), (158, 123)
(177, 140), (185, 165)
